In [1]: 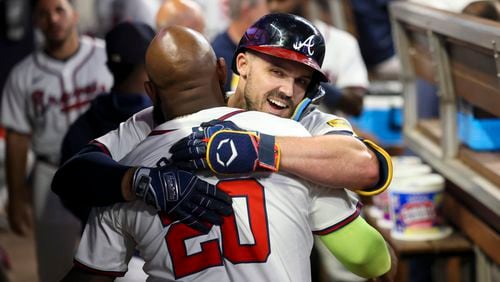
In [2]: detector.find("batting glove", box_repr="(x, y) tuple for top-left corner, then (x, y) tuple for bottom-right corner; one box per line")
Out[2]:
(170, 120), (280, 174)
(132, 165), (232, 233)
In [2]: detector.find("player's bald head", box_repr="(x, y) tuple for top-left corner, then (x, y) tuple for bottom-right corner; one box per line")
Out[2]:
(156, 0), (205, 33)
(146, 25), (216, 88)
(145, 25), (226, 122)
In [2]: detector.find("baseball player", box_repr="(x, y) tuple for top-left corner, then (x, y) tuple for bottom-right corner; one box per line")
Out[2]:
(62, 26), (390, 281)
(0, 0), (113, 281)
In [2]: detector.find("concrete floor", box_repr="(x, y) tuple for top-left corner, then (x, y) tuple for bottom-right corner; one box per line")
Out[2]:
(0, 209), (38, 282)
(0, 227), (38, 282)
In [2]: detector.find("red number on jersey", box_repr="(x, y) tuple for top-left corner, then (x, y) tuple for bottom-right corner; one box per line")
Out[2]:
(165, 179), (270, 279)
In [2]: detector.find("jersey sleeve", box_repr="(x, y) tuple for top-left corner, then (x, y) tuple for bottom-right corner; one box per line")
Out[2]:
(95, 107), (155, 160)
(0, 65), (31, 133)
(74, 205), (135, 277)
(299, 108), (355, 137)
(309, 188), (362, 235)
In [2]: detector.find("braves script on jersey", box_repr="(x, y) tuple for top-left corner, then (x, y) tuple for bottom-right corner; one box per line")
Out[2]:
(76, 107), (360, 281)
(0, 36), (113, 161)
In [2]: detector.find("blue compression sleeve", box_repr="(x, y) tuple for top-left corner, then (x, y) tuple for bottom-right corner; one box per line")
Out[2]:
(52, 144), (130, 207)
(319, 217), (391, 278)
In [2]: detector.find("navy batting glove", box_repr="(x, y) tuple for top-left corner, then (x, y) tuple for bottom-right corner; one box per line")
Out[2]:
(133, 165), (233, 233)
(170, 120), (280, 174)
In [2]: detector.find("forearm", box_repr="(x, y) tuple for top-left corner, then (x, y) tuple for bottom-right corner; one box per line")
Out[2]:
(277, 135), (379, 189)
(52, 147), (134, 207)
(5, 130), (30, 198)
(319, 217), (391, 278)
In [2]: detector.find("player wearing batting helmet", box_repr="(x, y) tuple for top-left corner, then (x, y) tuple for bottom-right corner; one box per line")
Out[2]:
(53, 13), (395, 280)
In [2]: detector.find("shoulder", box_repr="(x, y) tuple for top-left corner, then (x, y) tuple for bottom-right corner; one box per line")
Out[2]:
(81, 35), (106, 50)
(9, 53), (36, 75)
(80, 36), (107, 60)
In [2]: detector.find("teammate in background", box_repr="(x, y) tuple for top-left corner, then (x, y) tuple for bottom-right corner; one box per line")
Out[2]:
(267, 0), (369, 117)
(0, 0), (113, 281)
(62, 25), (391, 282)
(60, 21), (154, 221)
(211, 0), (269, 92)
(155, 0), (205, 32)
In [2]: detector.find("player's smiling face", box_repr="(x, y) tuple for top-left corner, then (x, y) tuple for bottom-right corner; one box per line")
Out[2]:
(35, 0), (78, 46)
(237, 51), (313, 118)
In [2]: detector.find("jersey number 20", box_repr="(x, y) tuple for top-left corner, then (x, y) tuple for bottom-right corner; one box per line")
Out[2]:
(165, 179), (270, 278)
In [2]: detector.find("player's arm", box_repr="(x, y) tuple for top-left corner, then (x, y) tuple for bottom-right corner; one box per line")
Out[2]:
(319, 216), (394, 279)
(5, 129), (32, 236)
(171, 121), (391, 195)
(61, 267), (114, 282)
(52, 143), (233, 233)
(277, 134), (380, 189)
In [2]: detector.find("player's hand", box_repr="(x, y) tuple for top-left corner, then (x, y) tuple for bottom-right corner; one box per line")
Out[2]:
(170, 120), (280, 174)
(132, 165), (232, 233)
(7, 193), (33, 236)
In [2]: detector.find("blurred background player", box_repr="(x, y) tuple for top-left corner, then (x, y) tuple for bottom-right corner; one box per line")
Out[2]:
(156, 0), (205, 32)
(60, 21), (154, 220)
(211, 0), (269, 92)
(0, 0), (113, 281)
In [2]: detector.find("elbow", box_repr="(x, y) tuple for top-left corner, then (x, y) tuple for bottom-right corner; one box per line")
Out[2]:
(357, 152), (380, 189)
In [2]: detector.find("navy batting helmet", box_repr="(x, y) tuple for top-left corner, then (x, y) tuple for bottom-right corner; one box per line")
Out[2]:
(232, 13), (328, 84)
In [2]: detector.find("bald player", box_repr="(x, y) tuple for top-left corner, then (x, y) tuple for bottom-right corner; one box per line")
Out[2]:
(155, 0), (205, 32)
(62, 25), (390, 282)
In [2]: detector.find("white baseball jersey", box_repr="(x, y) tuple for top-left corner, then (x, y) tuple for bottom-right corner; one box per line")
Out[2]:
(95, 106), (355, 161)
(78, 107), (360, 281)
(314, 20), (369, 89)
(0, 35), (113, 162)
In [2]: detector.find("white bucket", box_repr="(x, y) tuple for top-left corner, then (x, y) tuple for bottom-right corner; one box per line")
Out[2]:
(374, 163), (432, 228)
(389, 173), (452, 241)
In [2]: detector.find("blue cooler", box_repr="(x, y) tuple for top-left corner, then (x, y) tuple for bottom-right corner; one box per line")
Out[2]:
(457, 100), (500, 151)
(350, 95), (404, 147)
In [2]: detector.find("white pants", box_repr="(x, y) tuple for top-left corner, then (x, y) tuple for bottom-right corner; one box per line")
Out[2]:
(33, 162), (82, 282)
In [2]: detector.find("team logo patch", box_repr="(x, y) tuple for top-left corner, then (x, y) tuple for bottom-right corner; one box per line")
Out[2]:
(293, 35), (315, 55)
(327, 119), (351, 130)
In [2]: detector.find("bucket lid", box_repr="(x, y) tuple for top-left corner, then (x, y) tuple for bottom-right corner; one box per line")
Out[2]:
(390, 173), (445, 193)
(393, 163), (432, 179)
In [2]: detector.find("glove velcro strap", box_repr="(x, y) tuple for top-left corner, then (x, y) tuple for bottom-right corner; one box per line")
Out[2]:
(133, 167), (152, 199)
(257, 134), (280, 172)
(206, 130), (259, 174)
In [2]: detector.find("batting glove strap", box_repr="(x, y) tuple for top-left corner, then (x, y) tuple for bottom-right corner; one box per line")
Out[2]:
(206, 130), (280, 175)
(257, 133), (280, 172)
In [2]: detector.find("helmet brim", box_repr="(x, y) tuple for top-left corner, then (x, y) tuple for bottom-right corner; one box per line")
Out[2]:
(246, 46), (329, 83)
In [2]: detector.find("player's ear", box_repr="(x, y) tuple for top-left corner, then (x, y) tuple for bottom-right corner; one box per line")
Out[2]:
(144, 81), (157, 104)
(216, 57), (227, 88)
(236, 52), (249, 80)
